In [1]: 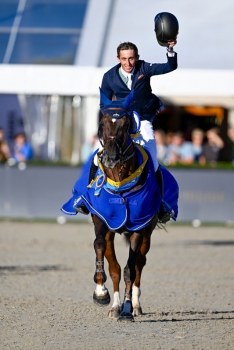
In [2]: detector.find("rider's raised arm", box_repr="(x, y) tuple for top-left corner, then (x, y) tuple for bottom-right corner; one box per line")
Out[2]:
(144, 53), (178, 77)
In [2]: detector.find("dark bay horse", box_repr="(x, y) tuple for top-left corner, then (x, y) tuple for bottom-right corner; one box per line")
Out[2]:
(90, 109), (161, 322)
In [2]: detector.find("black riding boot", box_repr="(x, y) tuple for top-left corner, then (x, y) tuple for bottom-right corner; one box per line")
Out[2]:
(155, 167), (173, 223)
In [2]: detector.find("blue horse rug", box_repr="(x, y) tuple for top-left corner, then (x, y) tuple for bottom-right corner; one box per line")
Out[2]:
(61, 144), (179, 231)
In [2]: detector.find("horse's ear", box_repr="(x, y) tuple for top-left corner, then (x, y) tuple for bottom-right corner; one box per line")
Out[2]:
(122, 89), (135, 110)
(129, 111), (141, 135)
(99, 87), (112, 109)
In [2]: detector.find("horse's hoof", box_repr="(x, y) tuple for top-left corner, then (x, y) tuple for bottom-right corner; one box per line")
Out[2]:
(108, 307), (121, 319)
(93, 291), (111, 307)
(117, 312), (134, 322)
(132, 306), (143, 316)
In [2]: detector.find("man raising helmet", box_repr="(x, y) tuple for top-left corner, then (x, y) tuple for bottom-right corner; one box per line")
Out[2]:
(99, 38), (177, 223)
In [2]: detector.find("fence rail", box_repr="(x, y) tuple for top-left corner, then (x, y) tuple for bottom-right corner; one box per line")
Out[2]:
(0, 165), (233, 223)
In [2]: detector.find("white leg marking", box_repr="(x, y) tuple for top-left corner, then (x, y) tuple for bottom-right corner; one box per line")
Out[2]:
(111, 291), (121, 309)
(95, 284), (108, 296)
(132, 285), (141, 308)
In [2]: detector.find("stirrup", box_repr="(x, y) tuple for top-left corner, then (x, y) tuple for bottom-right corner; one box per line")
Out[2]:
(158, 206), (174, 224)
(76, 202), (90, 215)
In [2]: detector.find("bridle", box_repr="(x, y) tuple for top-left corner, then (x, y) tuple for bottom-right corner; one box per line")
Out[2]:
(98, 109), (136, 165)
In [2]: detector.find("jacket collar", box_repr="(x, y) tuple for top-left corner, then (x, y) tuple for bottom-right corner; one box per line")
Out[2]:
(114, 62), (141, 90)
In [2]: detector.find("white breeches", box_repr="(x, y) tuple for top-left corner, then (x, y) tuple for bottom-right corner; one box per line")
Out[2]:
(133, 120), (158, 171)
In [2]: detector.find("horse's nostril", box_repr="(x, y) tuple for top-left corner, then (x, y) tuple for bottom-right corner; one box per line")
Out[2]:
(110, 156), (118, 163)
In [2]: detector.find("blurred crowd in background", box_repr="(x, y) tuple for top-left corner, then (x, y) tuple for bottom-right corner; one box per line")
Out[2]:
(1, 123), (233, 167)
(154, 126), (234, 166)
(81, 126), (234, 166)
(0, 128), (33, 165)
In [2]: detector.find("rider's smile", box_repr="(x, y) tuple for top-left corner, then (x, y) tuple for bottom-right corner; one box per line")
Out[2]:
(117, 49), (139, 73)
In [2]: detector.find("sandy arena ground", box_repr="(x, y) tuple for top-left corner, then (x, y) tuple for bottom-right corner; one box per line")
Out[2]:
(0, 221), (233, 350)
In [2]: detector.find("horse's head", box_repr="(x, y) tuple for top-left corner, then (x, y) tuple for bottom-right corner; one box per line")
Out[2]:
(98, 89), (140, 169)
(98, 112), (131, 169)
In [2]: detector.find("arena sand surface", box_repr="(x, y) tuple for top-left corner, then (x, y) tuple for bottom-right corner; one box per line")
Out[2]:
(0, 221), (233, 350)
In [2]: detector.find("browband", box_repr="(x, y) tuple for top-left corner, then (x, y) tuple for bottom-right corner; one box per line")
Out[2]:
(104, 107), (130, 119)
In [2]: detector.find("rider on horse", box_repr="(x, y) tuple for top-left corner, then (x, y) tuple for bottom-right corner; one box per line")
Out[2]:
(73, 34), (178, 222)
(63, 12), (179, 222)
(99, 40), (177, 222)
(61, 89), (179, 227)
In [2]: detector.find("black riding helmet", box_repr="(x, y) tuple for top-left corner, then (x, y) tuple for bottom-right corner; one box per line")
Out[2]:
(154, 12), (179, 47)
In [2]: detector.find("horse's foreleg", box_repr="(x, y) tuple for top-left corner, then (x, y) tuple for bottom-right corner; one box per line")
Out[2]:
(124, 232), (143, 298)
(104, 230), (121, 318)
(132, 231), (151, 316)
(92, 215), (110, 307)
(118, 232), (143, 322)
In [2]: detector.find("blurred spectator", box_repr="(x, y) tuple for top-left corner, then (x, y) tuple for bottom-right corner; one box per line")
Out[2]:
(81, 134), (101, 163)
(167, 131), (194, 165)
(12, 132), (33, 163)
(191, 128), (205, 162)
(0, 127), (11, 162)
(165, 131), (173, 147)
(227, 127), (234, 163)
(154, 129), (168, 163)
(199, 127), (224, 165)
(92, 134), (101, 152)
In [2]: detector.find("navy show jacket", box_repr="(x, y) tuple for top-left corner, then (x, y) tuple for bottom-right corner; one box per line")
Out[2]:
(100, 53), (177, 122)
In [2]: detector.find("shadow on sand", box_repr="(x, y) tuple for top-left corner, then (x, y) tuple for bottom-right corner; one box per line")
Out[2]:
(0, 265), (73, 275)
(138, 310), (234, 323)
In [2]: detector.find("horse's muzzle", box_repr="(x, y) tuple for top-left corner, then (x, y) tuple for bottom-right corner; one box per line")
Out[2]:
(102, 152), (120, 169)
(102, 138), (122, 169)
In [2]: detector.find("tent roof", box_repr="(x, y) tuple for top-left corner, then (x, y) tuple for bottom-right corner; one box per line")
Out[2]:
(1, 64), (233, 108)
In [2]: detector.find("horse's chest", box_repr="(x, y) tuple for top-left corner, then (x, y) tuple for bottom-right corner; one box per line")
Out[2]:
(83, 175), (161, 231)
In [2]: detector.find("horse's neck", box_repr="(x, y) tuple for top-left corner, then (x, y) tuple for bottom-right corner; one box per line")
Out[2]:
(104, 143), (138, 183)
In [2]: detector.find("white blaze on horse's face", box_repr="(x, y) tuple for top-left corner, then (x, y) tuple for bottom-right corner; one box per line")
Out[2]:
(112, 118), (117, 123)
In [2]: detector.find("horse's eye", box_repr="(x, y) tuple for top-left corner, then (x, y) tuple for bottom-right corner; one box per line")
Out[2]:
(100, 121), (105, 127)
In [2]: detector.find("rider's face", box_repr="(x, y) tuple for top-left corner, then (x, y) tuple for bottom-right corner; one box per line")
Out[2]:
(117, 49), (139, 73)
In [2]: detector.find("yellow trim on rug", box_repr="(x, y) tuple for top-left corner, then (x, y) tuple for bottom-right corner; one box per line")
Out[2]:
(130, 131), (141, 138)
(95, 144), (148, 189)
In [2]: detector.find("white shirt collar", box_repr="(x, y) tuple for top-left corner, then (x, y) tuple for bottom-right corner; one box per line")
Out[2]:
(120, 66), (135, 78)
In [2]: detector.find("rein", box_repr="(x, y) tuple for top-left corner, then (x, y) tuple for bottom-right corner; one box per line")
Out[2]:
(110, 141), (135, 181)
(98, 139), (135, 169)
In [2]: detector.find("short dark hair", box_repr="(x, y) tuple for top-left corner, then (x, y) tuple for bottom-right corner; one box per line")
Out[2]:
(117, 42), (139, 58)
